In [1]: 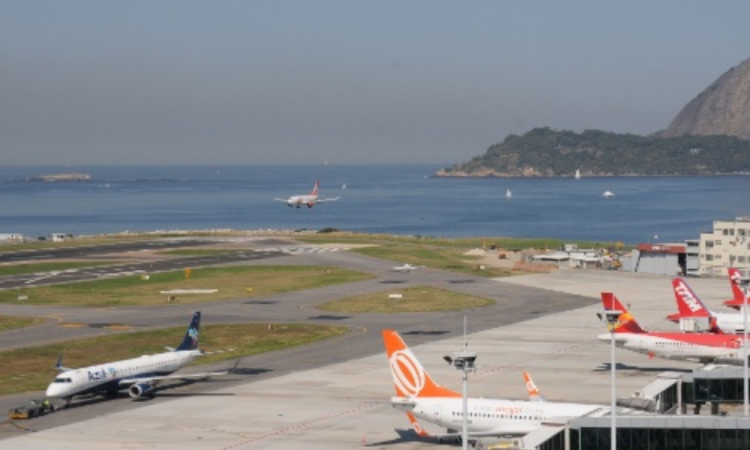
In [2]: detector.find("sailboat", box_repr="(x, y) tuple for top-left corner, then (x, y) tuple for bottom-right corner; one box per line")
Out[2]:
(603, 190), (614, 198)
(506, 188), (512, 199)
(574, 169), (581, 180)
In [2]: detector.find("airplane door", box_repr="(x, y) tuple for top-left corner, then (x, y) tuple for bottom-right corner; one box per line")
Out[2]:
(432, 404), (442, 425)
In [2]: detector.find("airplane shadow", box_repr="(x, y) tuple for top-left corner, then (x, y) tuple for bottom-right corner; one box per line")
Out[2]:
(380, 280), (407, 284)
(365, 429), (429, 446)
(402, 330), (450, 336)
(594, 362), (693, 373)
(230, 367), (273, 377)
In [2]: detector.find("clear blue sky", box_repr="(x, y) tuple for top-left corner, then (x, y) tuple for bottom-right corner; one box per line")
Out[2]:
(2, 1), (749, 165)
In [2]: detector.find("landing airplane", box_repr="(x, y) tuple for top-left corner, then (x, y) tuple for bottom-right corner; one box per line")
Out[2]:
(598, 293), (744, 365)
(274, 181), (340, 208)
(667, 278), (746, 333)
(383, 329), (603, 441)
(724, 268), (750, 310)
(391, 263), (425, 273)
(46, 311), (229, 403)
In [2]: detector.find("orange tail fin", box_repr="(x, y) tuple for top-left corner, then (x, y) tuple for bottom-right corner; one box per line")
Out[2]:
(523, 371), (544, 402)
(382, 329), (460, 398)
(601, 292), (646, 334)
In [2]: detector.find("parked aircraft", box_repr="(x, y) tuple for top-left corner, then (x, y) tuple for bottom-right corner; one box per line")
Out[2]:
(274, 181), (340, 208)
(724, 268), (750, 310)
(598, 293), (745, 365)
(667, 278), (746, 333)
(391, 263), (425, 273)
(46, 311), (229, 403)
(523, 372), (545, 402)
(382, 329), (603, 441)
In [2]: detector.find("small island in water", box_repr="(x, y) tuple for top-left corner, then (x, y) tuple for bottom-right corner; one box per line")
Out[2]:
(28, 173), (91, 182)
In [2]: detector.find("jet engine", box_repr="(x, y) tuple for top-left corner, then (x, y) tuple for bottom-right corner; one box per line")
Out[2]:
(128, 383), (154, 399)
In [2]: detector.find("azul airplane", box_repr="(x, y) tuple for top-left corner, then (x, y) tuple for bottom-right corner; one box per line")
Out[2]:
(598, 293), (745, 365)
(46, 311), (228, 403)
(667, 278), (747, 333)
(382, 329), (603, 441)
(274, 181), (340, 208)
(723, 268), (750, 310)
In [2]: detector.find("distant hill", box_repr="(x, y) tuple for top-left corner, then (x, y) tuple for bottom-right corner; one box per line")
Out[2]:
(436, 127), (750, 177)
(661, 56), (750, 140)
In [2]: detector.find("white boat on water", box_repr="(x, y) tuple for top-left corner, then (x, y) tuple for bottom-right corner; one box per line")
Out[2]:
(603, 190), (614, 198)
(506, 188), (512, 198)
(575, 169), (581, 179)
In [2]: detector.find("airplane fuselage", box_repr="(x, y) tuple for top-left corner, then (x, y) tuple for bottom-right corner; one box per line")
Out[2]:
(46, 350), (199, 399)
(392, 396), (601, 436)
(285, 194), (318, 208)
(599, 332), (743, 364)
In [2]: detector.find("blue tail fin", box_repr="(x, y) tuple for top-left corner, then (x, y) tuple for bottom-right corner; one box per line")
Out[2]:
(176, 311), (201, 351)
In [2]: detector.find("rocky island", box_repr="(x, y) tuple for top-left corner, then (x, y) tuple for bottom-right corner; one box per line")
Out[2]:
(29, 173), (92, 182)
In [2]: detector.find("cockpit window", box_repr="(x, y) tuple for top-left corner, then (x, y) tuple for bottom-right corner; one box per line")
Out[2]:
(53, 377), (72, 383)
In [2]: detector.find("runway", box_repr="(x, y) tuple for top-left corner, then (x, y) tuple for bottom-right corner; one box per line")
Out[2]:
(0, 239), (734, 448)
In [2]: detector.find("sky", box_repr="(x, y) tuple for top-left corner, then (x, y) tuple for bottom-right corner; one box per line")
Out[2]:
(2, 1), (750, 166)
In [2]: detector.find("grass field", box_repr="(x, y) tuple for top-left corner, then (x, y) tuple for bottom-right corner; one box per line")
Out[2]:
(319, 285), (494, 313)
(0, 323), (348, 396)
(0, 265), (373, 307)
(0, 315), (46, 332)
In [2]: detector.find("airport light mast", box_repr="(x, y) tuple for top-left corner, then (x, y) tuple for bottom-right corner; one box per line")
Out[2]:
(444, 317), (477, 450)
(604, 305), (622, 450)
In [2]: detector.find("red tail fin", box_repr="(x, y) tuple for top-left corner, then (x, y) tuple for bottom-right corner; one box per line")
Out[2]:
(311, 181), (319, 196)
(601, 292), (646, 333)
(724, 268), (747, 310)
(668, 278), (711, 321)
(382, 329), (460, 398)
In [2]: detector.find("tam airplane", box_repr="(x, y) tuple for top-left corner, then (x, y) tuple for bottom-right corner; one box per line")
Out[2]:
(274, 181), (340, 208)
(667, 278), (747, 333)
(598, 293), (745, 365)
(46, 311), (229, 403)
(724, 268), (750, 310)
(383, 329), (603, 441)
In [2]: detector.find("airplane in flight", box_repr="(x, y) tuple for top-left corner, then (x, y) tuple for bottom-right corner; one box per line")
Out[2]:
(391, 263), (425, 273)
(723, 268), (750, 310)
(274, 181), (340, 208)
(667, 278), (747, 333)
(598, 293), (745, 365)
(46, 311), (229, 403)
(382, 329), (603, 441)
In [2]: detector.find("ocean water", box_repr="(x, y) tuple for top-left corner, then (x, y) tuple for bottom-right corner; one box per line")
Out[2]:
(0, 165), (748, 245)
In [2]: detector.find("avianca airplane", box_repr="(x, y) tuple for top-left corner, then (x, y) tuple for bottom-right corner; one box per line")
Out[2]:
(724, 268), (749, 310)
(274, 181), (340, 208)
(46, 311), (228, 403)
(667, 278), (746, 333)
(598, 293), (745, 365)
(383, 329), (602, 440)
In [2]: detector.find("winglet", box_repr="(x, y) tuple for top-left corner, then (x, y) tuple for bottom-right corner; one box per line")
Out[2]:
(523, 371), (545, 402)
(382, 329), (460, 398)
(406, 412), (430, 437)
(601, 293), (646, 333)
(176, 311), (201, 351)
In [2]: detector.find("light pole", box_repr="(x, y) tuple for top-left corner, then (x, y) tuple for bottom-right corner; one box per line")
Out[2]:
(742, 278), (749, 416)
(444, 317), (477, 450)
(604, 306), (622, 450)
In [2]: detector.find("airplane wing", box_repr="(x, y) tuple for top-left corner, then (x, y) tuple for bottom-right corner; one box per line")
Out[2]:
(315, 197), (340, 203)
(119, 369), (230, 386)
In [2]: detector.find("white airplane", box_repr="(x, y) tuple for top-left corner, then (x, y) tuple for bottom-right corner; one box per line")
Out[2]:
(274, 181), (340, 208)
(391, 263), (425, 273)
(667, 277), (747, 333)
(46, 311), (229, 403)
(382, 329), (604, 441)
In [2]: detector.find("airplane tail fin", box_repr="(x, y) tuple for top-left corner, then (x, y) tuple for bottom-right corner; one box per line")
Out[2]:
(724, 268), (748, 310)
(667, 278), (712, 321)
(176, 311), (201, 351)
(311, 181), (320, 196)
(382, 329), (460, 398)
(600, 293), (646, 333)
(523, 371), (545, 402)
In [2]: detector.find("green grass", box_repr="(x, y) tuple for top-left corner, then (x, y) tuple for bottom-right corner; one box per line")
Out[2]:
(0, 323), (347, 396)
(0, 315), (46, 332)
(318, 285), (494, 313)
(299, 232), (626, 277)
(0, 265), (373, 307)
(0, 262), (115, 277)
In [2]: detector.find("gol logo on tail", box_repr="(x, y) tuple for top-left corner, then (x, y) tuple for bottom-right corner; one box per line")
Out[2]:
(389, 349), (426, 397)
